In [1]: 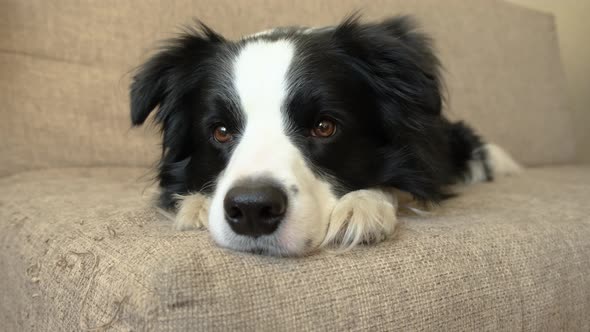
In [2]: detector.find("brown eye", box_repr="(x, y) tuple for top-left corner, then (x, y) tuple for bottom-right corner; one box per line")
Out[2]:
(311, 118), (336, 138)
(213, 125), (232, 143)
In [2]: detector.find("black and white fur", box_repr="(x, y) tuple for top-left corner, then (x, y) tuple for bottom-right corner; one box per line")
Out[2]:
(130, 16), (520, 256)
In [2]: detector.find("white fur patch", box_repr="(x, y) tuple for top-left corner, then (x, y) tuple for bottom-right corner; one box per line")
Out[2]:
(467, 143), (522, 183)
(233, 39), (294, 115)
(466, 159), (488, 183)
(174, 193), (210, 231)
(246, 29), (277, 38)
(485, 143), (522, 176)
(321, 188), (399, 252)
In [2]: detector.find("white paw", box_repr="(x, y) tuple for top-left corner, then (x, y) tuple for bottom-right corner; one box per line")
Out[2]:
(321, 189), (398, 251)
(174, 193), (211, 231)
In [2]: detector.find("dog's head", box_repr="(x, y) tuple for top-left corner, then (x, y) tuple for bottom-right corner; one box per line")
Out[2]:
(130, 16), (444, 256)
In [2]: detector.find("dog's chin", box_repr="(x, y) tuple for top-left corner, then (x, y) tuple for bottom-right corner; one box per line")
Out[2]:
(211, 232), (319, 257)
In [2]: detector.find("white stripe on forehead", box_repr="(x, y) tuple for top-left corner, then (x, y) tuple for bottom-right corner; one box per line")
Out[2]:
(223, 39), (298, 181)
(232, 40), (294, 124)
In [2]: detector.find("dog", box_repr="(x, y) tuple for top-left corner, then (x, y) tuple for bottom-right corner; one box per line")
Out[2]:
(130, 15), (521, 256)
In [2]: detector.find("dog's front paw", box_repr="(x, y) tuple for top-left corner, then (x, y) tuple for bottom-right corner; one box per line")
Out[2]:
(321, 189), (398, 250)
(174, 193), (211, 231)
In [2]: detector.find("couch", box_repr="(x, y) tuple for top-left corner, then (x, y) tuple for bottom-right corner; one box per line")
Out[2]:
(1, 0), (589, 330)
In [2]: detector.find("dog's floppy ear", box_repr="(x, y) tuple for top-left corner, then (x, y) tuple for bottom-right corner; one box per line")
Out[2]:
(129, 22), (225, 126)
(332, 15), (442, 117)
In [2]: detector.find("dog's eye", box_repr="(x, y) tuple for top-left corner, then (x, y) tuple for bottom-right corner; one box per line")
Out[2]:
(311, 118), (336, 138)
(213, 125), (233, 143)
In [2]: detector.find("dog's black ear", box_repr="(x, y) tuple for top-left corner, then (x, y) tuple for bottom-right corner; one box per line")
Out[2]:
(332, 15), (442, 116)
(334, 15), (449, 202)
(129, 22), (225, 126)
(130, 53), (168, 126)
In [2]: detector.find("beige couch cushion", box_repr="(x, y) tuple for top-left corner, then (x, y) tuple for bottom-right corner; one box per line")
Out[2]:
(0, 0), (576, 176)
(1, 166), (589, 330)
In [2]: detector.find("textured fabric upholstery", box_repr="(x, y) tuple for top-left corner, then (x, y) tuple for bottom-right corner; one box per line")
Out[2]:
(1, 167), (589, 330)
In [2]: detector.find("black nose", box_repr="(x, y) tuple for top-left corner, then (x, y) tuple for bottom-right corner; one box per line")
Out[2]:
(224, 183), (288, 237)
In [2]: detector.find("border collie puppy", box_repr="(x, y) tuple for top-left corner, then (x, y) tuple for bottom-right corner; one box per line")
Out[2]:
(130, 15), (520, 256)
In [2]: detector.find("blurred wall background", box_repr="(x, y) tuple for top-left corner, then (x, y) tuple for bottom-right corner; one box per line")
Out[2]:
(507, 0), (590, 162)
